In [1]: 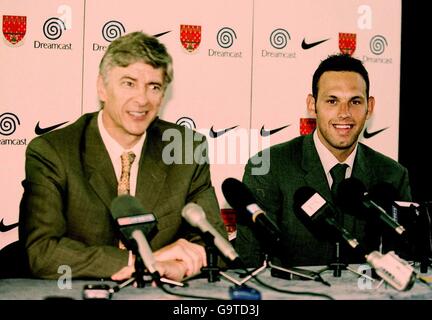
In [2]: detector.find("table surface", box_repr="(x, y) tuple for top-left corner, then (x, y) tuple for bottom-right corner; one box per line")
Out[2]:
(1, 264), (431, 300)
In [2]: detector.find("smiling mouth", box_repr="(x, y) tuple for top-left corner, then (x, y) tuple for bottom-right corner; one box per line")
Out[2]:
(128, 111), (148, 117)
(333, 124), (353, 129)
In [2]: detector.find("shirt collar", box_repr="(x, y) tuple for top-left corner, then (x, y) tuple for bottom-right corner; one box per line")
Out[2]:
(97, 110), (146, 165)
(313, 130), (357, 185)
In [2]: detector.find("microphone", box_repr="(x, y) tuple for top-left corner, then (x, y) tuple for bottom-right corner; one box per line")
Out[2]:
(221, 177), (282, 244)
(293, 186), (361, 251)
(181, 202), (241, 263)
(130, 229), (184, 287)
(110, 195), (158, 250)
(111, 196), (184, 288)
(131, 230), (158, 275)
(338, 178), (406, 235)
(294, 186), (416, 291)
(366, 250), (415, 291)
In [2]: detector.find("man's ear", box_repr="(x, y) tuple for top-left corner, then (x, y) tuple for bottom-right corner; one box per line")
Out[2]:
(306, 94), (317, 117)
(97, 75), (107, 103)
(366, 96), (375, 119)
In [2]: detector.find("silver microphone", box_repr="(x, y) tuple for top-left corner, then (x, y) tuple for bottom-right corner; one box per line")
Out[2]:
(181, 202), (240, 262)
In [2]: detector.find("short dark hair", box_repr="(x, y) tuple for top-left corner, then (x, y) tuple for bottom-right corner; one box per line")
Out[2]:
(312, 54), (370, 99)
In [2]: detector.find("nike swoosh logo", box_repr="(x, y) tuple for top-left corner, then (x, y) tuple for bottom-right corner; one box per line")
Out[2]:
(209, 125), (238, 138)
(0, 218), (19, 233)
(35, 121), (68, 135)
(363, 127), (388, 139)
(153, 31), (171, 38)
(301, 38), (330, 50)
(260, 124), (290, 137)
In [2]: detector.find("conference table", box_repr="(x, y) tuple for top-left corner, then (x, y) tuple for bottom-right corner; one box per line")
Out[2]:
(1, 263), (431, 301)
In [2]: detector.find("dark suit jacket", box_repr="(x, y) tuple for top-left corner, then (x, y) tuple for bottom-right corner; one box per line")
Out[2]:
(235, 134), (412, 267)
(19, 112), (226, 279)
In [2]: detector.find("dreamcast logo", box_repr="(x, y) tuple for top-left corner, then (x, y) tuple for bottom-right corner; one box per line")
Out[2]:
(102, 20), (126, 42)
(43, 17), (66, 40)
(270, 28), (291, 49)
(0, 112), (20, 136)
(370, 35), (387, 55)
(217, 27), (237, 49)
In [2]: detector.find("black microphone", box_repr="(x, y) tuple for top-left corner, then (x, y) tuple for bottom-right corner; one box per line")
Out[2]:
(110, 196), (184, 288)
(221, 177), (282, 244)
(338, 178), (406, 235)
(181, 202), (241, 263)
(294, 186), (416, 291)
(110, 195), (158, 251)
(293, 186), (362, 251)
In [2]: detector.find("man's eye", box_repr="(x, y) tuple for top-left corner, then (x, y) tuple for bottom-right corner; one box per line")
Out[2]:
(150, 84), (161, 91)
(122, 81), (134, 87)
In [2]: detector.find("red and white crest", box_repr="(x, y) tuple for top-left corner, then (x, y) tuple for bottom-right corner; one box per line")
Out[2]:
(339, 32), (356, 56)
(2, 15), (27, 46)
(180, 25), (201, 53)
(300, 118), (316, 136)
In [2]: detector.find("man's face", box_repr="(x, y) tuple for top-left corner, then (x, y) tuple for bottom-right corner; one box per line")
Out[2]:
(97, 61), (165, 148)
(307, 71), (374, 159)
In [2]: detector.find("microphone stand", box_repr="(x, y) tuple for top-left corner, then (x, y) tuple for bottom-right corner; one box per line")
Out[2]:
(133, 252), (146, 288)
(237, 253), (331, 287)
(111, 238), (185, 295)
(182, 232), (244, 286)
(416, 202), (431, 273)
(317, 241), (349, 277)
(110, 240), (150, 293)
(316, 242), (375, 281)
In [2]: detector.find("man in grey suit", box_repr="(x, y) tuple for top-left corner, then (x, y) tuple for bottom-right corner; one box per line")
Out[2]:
(235, 54), (411, 268)
(19, 31), (227, 281)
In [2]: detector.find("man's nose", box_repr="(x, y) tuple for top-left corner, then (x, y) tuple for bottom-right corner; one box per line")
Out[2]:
(337, 102), (351, 117)
(134, 88), (148, 106)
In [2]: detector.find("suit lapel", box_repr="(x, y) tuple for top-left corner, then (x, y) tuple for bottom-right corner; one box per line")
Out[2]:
(135, 121), (168, 213)
(301, 134), (332, 201)
(351, 143), (373, 189)
(83, 114), (118, 209)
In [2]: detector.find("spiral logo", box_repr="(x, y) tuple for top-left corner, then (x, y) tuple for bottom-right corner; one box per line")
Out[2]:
(0, 112), (20, 136)
(43, 17), (66, 40)
(370, 35), (387, 55)
(217, 27), (237, 49)
(270, 28), (291, 49)
(176, 117), (196, 130)
(102, 20), (125, 42)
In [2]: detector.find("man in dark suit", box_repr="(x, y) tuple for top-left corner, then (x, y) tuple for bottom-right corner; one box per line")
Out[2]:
(235, 54), (411, 268)
(19, 31), (227, 281)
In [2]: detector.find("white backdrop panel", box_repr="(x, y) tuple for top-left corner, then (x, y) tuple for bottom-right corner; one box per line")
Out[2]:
(0, 0), (401, 249)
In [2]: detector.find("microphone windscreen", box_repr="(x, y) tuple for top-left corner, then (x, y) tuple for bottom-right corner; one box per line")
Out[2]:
(181, 202), (205, 227)
(369, 182), (398, 205)
(292, 186), (336, 241)
(221, 178), (256, 211)
(110, 195), (157, 241)
(293, 186), (317, 212)
(111, 195), (148, 218)
(337, 177), (367, 206)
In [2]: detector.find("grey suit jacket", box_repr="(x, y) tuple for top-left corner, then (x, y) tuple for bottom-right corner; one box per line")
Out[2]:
(19, 112), (226, 279)
(235, 134), (411, 267)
